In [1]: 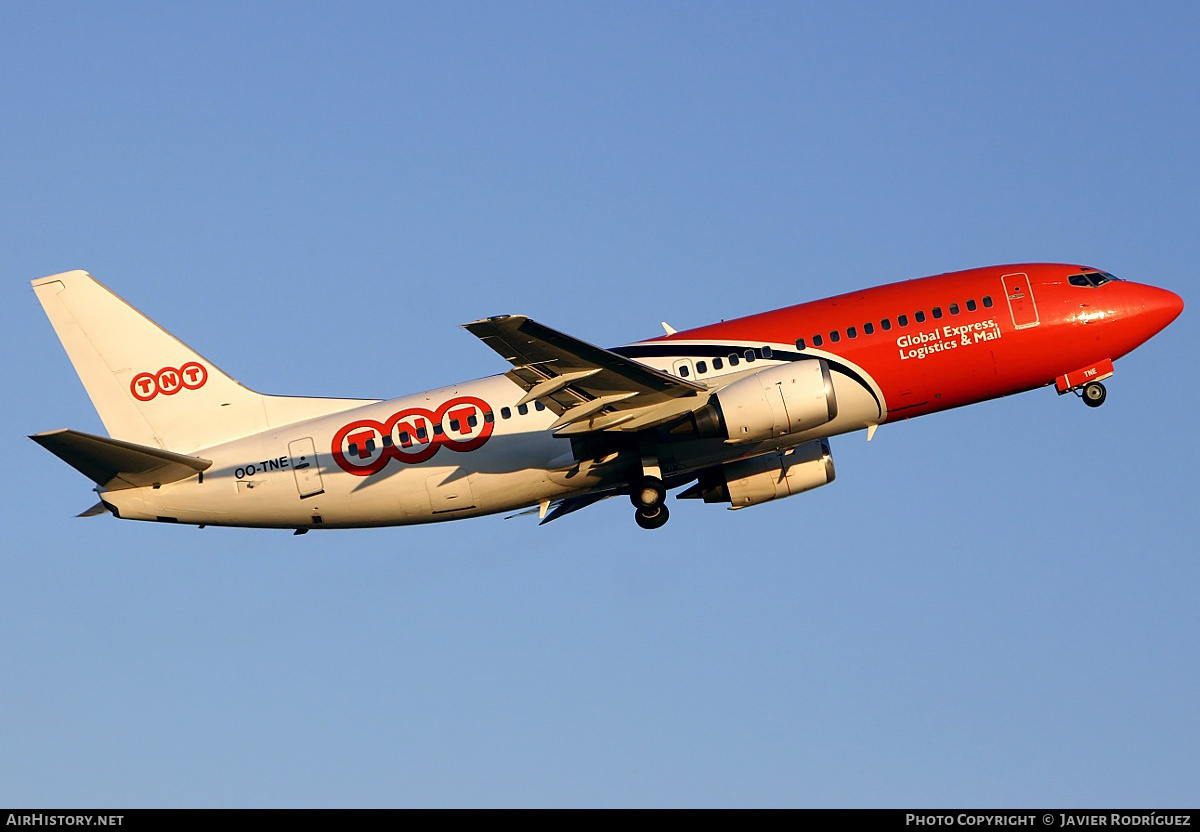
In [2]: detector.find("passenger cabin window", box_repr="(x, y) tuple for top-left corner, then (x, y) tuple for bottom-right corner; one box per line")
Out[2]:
(350, 438), (378, 457)
(728, 354), (740, 366)
(864, 322), (874, 335)
(829, 330), (840, 343)
(712, 357), (723, 370)
(679, 365), (690, 377)
(697, 361), (707, 374)
(744, 350), (756, 362)
(932, 307), (943, 319)
(966, 299), (977, 311)
(517, 404), (529, 415)
(949, 303), (960, 315)
(881, 318), (892, 331)
(813, 334), (824, 347)
(795, 338), (806, 350)
(761, 346), (773, 359)
(846, 326), (857, 339)
(915, 311), (926, 323)
(898, 314), (909, 327)
(983, 296), (994, 308)
(501, 407), (511, 419)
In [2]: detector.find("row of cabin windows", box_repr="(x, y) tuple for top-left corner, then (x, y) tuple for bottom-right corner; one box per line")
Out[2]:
(495, 294), (993, 416)
(678, 346), (774, 378)
(497, 345), (782, 415)
(381, 291), (1008, 442)
(500, 400), (547, 419)
(453, 292), (999, 429)
(347, 411), (493, 454)
(795, 296), (994, 350)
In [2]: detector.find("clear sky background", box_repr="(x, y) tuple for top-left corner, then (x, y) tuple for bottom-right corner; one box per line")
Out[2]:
(2, 2), (1197, 808)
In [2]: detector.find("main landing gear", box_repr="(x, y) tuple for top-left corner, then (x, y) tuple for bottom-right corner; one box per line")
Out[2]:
(631, 475), (669, 529)
(1080, 381), (1107, 408)
(630, 436), (670, 529)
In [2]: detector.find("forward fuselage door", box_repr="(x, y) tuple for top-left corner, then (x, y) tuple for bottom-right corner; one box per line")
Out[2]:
(1003, 272), (1040, 329)
(288, 437), (325, 498)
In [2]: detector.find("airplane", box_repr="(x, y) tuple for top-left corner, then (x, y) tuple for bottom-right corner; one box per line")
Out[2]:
(29, 264), (1182, 532)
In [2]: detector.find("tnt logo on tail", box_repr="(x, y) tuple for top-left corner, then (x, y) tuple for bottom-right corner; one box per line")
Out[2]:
(332, 396), (494, 475)
(130, 362), (208, 401)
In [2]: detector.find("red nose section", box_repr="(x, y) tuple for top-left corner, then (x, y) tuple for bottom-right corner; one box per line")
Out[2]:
(1146, 285), (1185, 333)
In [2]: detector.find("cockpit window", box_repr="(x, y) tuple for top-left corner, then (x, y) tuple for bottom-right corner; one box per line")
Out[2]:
(1069, 271), (1120, 287)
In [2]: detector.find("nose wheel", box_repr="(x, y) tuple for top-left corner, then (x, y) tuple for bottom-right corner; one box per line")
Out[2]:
(630, 474), (669, 529)
(1081, 381), (1107, 407)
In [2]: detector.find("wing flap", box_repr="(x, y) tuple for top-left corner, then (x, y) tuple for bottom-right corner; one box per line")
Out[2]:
(31, 428), (212, 490)
(463, 315), (706, 434)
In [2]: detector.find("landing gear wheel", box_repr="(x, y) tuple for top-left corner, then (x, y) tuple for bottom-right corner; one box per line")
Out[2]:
(629, 476), (666, 509)
(1082, 381), (1107, 408)
(635, 504), (670, 530)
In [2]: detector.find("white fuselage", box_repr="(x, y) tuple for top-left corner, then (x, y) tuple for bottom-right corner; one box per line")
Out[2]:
(99, 345), (882, 529)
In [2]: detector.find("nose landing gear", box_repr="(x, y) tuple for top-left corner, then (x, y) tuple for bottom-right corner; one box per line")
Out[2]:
(1055, 361), (1113, 408)
(1081, 381), (1107, 408)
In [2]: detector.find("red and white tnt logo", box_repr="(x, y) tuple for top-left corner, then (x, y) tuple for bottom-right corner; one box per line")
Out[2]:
(331, 396), (495, 475)
(130, 362), (208, 401)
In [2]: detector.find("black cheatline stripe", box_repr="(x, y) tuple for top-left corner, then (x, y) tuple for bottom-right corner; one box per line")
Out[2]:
(612, 343), (883, 414)
(613, 343), (762, 359)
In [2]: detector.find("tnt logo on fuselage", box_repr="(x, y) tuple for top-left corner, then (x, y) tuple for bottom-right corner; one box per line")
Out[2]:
(130, 362), (209, 401)
(332, 396), (495, 476)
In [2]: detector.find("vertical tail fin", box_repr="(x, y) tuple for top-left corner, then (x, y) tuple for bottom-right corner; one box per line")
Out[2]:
(32, 271), (375, 453)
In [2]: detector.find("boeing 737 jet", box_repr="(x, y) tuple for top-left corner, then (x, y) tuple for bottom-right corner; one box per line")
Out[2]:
(30, 264), (1182, 531)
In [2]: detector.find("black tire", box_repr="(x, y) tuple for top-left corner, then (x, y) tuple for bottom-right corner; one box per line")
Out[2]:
(629, 475), (666, 509)
(1082, 381), (1107, 407)
(634, 504), (670, 530)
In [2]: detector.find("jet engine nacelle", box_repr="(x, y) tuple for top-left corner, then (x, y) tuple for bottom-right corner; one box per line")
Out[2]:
(690, 359), (838, 444)
(680, 439), (836, 508)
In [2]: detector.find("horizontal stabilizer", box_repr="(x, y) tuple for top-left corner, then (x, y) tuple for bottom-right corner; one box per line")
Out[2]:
(30, 428), (211, 490)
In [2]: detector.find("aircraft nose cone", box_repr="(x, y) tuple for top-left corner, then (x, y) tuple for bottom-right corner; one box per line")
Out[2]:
(1148, 285), (1184, 328)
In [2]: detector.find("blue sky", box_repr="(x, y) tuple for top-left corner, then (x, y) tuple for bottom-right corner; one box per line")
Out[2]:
(2, 2), (1197, 807)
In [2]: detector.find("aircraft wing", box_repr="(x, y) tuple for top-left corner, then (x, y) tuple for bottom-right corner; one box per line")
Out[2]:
(462, 315), (708, 434)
